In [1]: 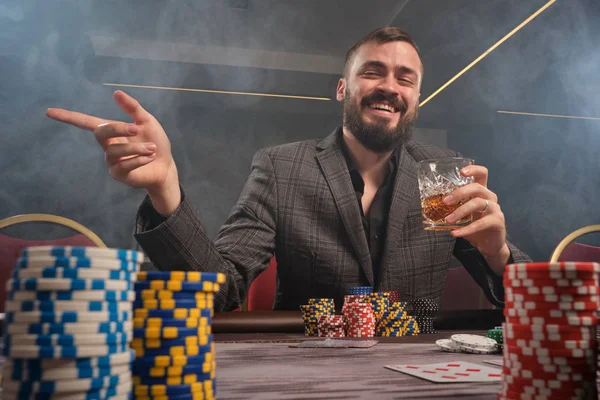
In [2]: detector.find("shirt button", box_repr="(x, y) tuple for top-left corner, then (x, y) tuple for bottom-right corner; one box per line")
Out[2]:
(374, 234), (380, 240)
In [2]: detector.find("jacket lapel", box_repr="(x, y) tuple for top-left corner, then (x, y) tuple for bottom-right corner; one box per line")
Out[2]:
(315, 129), (374, 286)
(378, 145), (420, 288)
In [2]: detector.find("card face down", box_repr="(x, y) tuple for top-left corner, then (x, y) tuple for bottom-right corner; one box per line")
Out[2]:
(290, 339), (378, 348)
(385, 361), (502, 383)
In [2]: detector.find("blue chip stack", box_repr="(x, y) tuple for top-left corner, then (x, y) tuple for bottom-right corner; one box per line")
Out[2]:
(131, 271), (226, 400)
(347, 286), (373, 296)
(2, 245), (143, 399)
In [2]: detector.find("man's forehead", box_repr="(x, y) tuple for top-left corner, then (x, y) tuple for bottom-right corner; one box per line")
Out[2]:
(351, 41), (422, 73)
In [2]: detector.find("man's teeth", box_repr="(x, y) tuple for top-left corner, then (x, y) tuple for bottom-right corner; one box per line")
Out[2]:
(370, 103), (396, 113)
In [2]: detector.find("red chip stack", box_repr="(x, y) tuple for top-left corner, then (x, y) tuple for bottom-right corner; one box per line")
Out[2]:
(499, 262), (599, 400)
(341, 295), (365, 315)
(344, 302), (375, 337)
(317, 315), (345, 338)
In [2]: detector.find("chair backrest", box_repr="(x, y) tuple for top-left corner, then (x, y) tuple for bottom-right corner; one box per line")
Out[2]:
(441, 266), (494, 310)
(243, 256), (278, 311)
(0, 214), (106, 311)
(550, 225), (600, 262)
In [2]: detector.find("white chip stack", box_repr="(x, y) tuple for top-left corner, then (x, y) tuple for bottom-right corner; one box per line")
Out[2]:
(499, 262), (599, 400)
(1, 246), (143, 399)
(436, 334), (499, 355)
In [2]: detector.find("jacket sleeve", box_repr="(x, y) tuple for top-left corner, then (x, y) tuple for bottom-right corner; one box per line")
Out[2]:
(134, 149), (278, 312)
(453, 238), (531, 307)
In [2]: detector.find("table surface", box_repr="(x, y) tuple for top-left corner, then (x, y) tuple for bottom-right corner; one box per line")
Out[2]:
(214, 331), (503, 400)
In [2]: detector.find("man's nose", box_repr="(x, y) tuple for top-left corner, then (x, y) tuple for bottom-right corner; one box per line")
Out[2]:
(375, 76), (400, 96)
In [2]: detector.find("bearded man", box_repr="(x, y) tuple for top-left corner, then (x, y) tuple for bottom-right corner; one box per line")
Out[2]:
(47, 27), (530, 312)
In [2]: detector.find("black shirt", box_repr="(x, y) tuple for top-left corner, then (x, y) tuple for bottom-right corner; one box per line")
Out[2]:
(338, 135), (399, 285)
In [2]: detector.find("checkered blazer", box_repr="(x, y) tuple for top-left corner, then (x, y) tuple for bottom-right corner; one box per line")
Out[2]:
(135, 128), (531, 311)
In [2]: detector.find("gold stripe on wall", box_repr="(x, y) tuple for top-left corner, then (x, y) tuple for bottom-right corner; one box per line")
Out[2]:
(497, 110), (600, 121)
(419, 0), (557, 107)
(102, 83), (332, 101)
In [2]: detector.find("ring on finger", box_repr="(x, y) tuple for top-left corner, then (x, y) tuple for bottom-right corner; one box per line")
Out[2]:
(479, 199), (489, 213)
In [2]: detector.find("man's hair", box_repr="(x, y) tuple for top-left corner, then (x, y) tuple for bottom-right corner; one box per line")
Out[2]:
(343, 27), (423, 77)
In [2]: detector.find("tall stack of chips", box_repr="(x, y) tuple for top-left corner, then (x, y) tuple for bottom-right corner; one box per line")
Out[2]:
(344, 302), (375, 337)
(2, 246), (141, 399)
(499, 262), (599, 399)
(376, 302), (415, 337)
(410, 298), (439, 334)
(132, 271), (225, 400)
(300, 298), (335, 336)
(363, 292), (390, 321)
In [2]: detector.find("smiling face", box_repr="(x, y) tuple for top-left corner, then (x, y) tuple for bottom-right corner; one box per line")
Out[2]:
(337, 41), (422, 153)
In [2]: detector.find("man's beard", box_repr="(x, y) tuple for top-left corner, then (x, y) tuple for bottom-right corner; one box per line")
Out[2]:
(343, 88), (418, 153)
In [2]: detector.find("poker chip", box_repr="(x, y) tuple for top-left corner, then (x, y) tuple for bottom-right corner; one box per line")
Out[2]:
(133, 271), (221, 398)
(451, 334), (497, 350)
(6, 321), (133, 335)
(22, 246), (145, 263)
(1, 246), (138, 399)
(134, 298), (214, 310)
(4, 332), (131, 347)
(135, 308), (213, 320)
(3, 342), (131, 358)
(300, 302), (334, 337)
(317, 315), (345, 338)
(15, 256), (140, 272)
(132, 334), (213, 350)
(138, 271), (226, 283)
(135, 280), (222, 293)
(499, 262), (600, 399)
(436, 339), (461, 353)
(135, 352), (215, 368)
(505, 285), (598, 296)
(132, 342), (214, 358)
(9, 289), (135, 302)
(460, 346), (498, 355)
(133, 326), (212, 339)
(6, 310), (130, 324)
(347, 286), (373, 296)
(13, 266), (136, 281)
(134, 380), (215, 396)
(506, 262), (600, 273)
(133, 361), (214, 378)
(5, 299), (132, 313)
(133, 316), (212, 329)
(4, 359), (130, 381)
(137, 289), (216, 301)
(2, 371), (131, 393)
(7, 277), (134, 292)
(133, 371), (213, 386)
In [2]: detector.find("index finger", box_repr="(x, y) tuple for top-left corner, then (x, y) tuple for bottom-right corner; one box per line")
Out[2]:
(46, 108), (110, 132)
(461, 165), (488, 187)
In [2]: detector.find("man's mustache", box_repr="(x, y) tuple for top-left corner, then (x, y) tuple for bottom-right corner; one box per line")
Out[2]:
(361, 92), (407, 115)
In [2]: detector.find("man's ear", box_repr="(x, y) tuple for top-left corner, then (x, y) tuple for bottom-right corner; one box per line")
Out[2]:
(336, 78), (346, 102)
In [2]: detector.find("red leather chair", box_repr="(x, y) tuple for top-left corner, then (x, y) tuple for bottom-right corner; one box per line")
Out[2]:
(243, 258), (494, 311)
(441, 266), (494, 310)
(550, 225), (600, 263)
(242, 256), (278, 311)
(0, 214), (106, 311)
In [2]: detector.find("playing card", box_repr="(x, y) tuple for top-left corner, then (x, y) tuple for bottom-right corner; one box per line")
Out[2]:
(385, 361), (502, 383)
(290, 339), (378, 348)
(483, 359), (503, 367)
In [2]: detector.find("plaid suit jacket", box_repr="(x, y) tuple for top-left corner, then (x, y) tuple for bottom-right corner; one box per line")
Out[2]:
(135, 128), (531, 311)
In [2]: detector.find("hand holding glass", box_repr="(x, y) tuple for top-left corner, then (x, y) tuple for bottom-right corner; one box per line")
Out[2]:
(417, 157), (474, 231)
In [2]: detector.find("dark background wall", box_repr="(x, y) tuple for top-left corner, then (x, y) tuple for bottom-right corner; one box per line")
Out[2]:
(1, 0), (599, 263)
